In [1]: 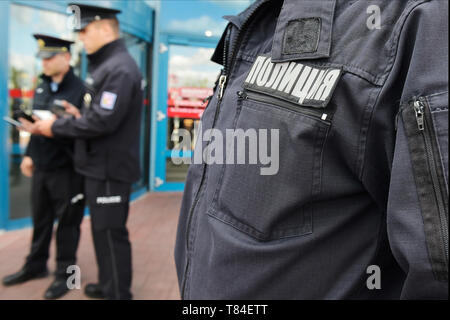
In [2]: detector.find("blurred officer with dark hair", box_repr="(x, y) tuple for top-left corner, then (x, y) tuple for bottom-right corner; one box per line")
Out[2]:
(2, 34), (85, 300)
(34, 4), (143, 300)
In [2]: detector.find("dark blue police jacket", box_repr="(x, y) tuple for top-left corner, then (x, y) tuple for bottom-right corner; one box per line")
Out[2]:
(175, 0), (449, 299)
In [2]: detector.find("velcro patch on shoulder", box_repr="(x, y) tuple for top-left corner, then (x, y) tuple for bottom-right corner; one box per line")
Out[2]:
(243, 55), (342, 108)
(284, 18), (321, 54)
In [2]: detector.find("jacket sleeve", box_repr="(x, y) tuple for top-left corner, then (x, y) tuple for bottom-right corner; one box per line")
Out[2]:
(24, 137), (32, 157)
(386, 0), (448, 299)
(51, 70), (136, 139)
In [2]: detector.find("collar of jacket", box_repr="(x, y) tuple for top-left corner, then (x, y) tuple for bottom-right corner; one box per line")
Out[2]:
(40, 67), (76, 92)
(87, 38), (126, 67)
(223, 0), (271, 30)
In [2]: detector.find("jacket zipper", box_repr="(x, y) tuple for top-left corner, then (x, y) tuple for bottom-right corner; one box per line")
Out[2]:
(413, 98), (449, 264)
(181, 0), (270, 299)
(237, 90), (332, 124)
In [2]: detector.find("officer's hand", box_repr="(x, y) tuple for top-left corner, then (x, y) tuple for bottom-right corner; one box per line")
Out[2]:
(18, 117), (39, 134)
(62, 100), (81, 119)
(34, 116), (57, 138)
(20, 156), (34, 178)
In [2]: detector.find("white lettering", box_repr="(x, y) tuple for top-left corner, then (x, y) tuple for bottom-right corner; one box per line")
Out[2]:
(256, 59), (273, 86)
(245, 56), (267, 84)
(315, 69), (341, 101)
(277, 62), (303, 93)
(96, 196), (122, 204)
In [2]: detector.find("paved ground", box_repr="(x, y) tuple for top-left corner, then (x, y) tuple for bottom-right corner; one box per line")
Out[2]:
(0, 192), (183, 300)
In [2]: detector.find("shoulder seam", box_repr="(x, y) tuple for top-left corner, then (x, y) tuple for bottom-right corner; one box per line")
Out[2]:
(357, 0), (432, 179)
(381, 0), (430, 82)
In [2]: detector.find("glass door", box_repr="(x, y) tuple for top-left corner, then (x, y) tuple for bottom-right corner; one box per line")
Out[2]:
(7, 4), (79, 221)
(153, 42), (221, 191)
(123, 33), (151, 192)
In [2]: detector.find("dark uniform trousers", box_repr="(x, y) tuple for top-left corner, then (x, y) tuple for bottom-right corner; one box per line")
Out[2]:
(25, 168), (84, 277)
(85, 177), (132, 300)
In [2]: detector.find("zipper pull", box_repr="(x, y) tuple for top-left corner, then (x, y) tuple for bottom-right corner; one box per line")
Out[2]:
(237, 90), (247, 100)
(413, 100), (425, 131)
(218, 75), (227, 100)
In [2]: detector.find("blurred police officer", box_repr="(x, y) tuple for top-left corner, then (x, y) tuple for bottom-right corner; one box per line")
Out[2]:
(35, 4), (143, 300)
(2, 34), (85, 300)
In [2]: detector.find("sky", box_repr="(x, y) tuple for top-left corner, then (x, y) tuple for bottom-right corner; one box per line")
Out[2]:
(160, 0), (252, 37)
(169, 45), (220, 88)
(162, 0), (253, 85)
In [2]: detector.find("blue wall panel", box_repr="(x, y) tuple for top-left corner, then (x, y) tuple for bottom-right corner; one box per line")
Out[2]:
(0, 1), (11, 229)
(153, 34), (169, 190)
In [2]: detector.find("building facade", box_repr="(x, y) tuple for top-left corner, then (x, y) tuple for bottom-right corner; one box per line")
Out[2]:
(0, 0), (251, 230)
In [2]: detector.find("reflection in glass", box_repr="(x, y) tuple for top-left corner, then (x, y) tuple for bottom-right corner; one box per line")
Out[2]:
(8, 4), (77, 220)
(123, 33), (151, 192)
(166, 45), (221, 182)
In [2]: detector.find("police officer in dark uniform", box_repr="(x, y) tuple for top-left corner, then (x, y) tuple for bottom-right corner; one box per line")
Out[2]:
(35, 5), (143, 300)
(174, 0), (448, 299)
(2, 34), (85, 300)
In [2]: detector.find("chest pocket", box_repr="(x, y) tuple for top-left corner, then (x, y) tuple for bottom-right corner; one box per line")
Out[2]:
(206, 0), (339, 242)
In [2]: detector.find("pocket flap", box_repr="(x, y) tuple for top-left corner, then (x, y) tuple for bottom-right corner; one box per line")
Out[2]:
(271, 0), (336, 62)
(243, 54), (342, 109)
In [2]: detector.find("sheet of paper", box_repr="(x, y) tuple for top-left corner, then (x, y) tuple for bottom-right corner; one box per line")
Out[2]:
(33, 110), (53, 120)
